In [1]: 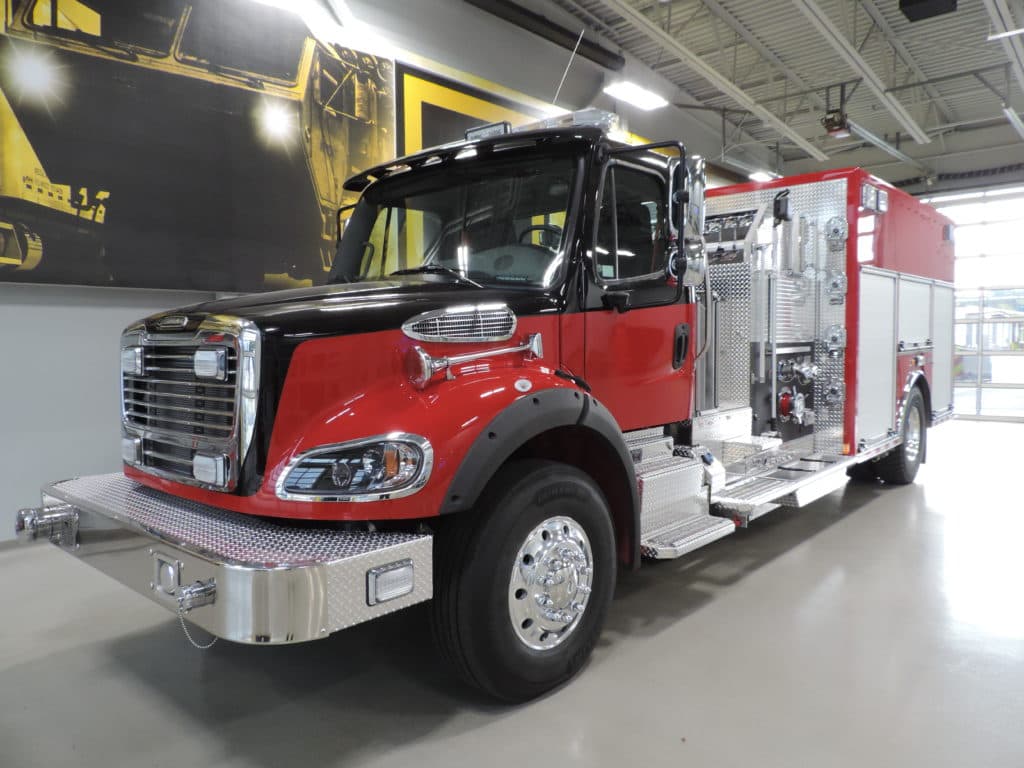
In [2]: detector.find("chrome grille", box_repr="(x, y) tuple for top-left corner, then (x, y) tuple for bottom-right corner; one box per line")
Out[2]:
(123, 343), (238, 484)
(402, 304), (517, 342)
(124, 345), (238, 438)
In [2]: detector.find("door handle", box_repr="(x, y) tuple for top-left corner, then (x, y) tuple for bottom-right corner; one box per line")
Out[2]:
(673, 323), (690, 370)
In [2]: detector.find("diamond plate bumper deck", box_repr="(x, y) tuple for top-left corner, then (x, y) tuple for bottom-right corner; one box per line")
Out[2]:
(34, 474), (432, 644)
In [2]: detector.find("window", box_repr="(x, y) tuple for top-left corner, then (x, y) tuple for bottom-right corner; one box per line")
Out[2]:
(595, 164), (668, 282)
(332, 150), (578, 288)
(178, 0), (308, 82)
(934, 187), (1024, 421)
(27, 0), (185, 56)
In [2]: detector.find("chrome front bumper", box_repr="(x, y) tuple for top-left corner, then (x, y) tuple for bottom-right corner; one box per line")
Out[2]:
(16, 474), (432, 644)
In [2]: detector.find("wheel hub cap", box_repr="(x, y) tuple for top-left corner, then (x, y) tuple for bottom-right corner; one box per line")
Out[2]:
(905, 406), (922, 463)
(508, 516), (594, 650)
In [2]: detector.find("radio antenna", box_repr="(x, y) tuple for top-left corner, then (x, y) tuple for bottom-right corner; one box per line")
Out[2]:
(553, 28), (585, 106)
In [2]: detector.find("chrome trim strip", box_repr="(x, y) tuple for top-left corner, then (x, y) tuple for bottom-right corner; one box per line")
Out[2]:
(402, 303), (517, 343)
(276, 433), (434, 502)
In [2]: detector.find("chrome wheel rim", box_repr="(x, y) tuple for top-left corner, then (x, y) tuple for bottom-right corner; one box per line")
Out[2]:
(905, 406), (922, 463)
(508, 516), (594, 651)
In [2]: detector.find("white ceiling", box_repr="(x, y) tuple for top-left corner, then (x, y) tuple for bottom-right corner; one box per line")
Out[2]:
(544, 0), (1024, 192)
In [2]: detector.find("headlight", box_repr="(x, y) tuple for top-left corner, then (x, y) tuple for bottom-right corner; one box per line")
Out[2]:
(277, 434), (433, 501)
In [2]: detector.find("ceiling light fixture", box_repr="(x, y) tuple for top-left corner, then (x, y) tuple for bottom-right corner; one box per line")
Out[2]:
(848, 119), (921, 168)
(1003, 104), (1024, 141)
(748, 171), (778, 182)
(987, 26), (1024, 41)
(602, 81), (668, 111)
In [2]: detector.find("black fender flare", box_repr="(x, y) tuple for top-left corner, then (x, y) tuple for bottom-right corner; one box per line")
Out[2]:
(439, 387), (641, 565)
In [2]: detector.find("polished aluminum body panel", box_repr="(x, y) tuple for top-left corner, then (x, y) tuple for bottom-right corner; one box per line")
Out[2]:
(856, 269), (898, 444)
(38, 474), (432, 644)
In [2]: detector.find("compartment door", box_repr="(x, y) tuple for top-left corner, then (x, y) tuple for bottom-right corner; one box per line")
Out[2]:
(857, 270), (897, 443)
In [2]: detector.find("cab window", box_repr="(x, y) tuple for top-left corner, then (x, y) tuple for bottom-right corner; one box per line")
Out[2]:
(26, 0), (184, 56)
(595, 164), (668, 283)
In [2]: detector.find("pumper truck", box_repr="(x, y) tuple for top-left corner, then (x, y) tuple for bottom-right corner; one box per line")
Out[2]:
(15, 111), (955, 701)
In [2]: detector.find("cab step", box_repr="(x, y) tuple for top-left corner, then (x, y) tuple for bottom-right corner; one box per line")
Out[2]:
(625, 427), (674, 463)
(640, 515), (736, 559)
(712, 454), (854, 514)
(635, 453), (736, 559)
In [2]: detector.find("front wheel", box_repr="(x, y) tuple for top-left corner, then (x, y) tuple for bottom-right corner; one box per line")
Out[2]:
(875, 387), (927, 485)
(431, 459), (616, 702)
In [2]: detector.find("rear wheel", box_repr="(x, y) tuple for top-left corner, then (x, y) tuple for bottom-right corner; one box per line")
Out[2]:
(875, 387), (926, 485)
(431, 459), (616, 702)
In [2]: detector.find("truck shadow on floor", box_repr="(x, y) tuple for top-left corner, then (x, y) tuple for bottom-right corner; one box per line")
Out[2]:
(602, 479), (894, 640)
(87, 480), (896, 767)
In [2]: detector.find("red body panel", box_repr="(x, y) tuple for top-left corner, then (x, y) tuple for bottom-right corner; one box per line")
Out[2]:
(897, 350), (932, 407)
(128, 315), (572, 521)
(583, 302), (696, 431)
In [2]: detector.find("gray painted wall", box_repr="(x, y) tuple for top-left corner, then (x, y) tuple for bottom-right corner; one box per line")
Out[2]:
(0, 285), (213, 542)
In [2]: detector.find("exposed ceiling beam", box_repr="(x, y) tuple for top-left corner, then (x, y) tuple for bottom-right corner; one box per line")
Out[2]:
(593, 0), (829, 161)
(857, 0), (958, 124)
(982, 0), (1024, 97)
(791, 0), (931, 144)
(700, 0), (826, 112)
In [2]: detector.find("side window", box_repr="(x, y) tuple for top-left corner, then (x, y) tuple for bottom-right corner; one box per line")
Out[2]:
(595, 165), (668, 282)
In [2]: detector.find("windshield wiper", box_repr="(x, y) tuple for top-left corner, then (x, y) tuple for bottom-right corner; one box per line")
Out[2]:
(390, 264), (483, 288)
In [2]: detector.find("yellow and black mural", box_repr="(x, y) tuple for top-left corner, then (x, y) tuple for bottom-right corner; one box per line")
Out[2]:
(0, 0), (557, 291)
(0, 0), (396, 290)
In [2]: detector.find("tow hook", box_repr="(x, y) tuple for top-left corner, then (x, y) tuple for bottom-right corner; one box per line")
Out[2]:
(15, 505), (79, 547)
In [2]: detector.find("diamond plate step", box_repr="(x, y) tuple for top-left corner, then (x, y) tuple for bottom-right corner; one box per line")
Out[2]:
(712, 455), (854, 513)
(641, 515), (736, 559)
(636, 455), (705, 539)
(625, 428), (674, 463)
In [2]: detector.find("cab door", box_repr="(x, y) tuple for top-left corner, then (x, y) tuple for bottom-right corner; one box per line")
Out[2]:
(582, 160), (694, 431)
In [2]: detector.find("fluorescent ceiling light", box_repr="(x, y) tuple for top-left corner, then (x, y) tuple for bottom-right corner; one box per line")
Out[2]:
(602, 81), (668, 111)
(748, 171), (777, 182)
(1003, 105), (1024, 141)
(848, 119), (921, 168)
(987, 26), (1024, 41)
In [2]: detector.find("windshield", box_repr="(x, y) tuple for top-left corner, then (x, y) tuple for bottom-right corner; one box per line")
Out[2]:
(332, 150), (579, 289)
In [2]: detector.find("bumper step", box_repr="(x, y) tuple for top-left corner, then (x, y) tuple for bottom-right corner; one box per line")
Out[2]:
(29, 474), (432, 644)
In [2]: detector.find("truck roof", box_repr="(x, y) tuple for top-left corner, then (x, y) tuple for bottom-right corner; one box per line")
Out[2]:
(343, 126), (603, 193)
(343, 109), (640, 192)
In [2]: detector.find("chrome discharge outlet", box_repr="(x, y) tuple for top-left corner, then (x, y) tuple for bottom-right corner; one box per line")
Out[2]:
(15, 505), (79, 546)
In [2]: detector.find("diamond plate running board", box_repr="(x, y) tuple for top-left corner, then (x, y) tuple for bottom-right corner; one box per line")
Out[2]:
(641, 515), (736, 559)
(712, 455), (854, 514)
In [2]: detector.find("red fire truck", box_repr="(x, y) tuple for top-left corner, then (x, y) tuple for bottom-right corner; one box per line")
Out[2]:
(15, 111), (955, 702)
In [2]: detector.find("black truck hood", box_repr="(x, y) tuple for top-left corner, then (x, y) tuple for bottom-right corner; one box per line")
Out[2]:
(148, 279), (563, 339)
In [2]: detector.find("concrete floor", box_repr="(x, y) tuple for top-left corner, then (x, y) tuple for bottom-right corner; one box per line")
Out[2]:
(2, 419), (1023, 767)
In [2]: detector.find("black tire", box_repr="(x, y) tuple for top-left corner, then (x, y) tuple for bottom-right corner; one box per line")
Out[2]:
(431, 459), (616, 702)
(846, 461), (878, 482)
(875, 387), (926, 485)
